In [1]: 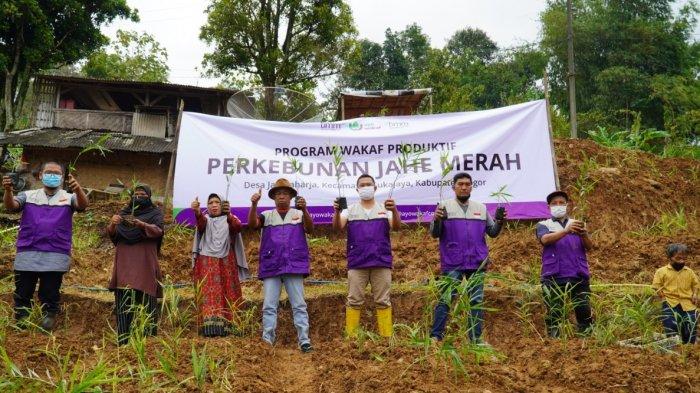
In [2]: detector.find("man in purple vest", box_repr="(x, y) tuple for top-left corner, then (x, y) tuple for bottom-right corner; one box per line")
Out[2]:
(429, 172), (504, 344)
(332, 174), (401, 338)
(536, 190), (594, 338)
(248, 178), (314, 352)
(3, 161), (88, 330)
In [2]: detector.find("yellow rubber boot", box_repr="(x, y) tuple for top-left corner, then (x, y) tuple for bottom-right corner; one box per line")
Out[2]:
(376, 307), (393, 338)
(345, 307), (361, 338)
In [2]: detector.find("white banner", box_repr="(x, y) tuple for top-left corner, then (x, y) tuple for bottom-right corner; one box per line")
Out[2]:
(173, 100), (557, 224)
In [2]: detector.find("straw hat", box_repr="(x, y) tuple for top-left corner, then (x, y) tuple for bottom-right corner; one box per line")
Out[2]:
(268, 178), (298, 199)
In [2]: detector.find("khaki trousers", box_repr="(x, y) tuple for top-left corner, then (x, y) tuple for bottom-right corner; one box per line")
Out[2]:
(347, 268), (391, 309)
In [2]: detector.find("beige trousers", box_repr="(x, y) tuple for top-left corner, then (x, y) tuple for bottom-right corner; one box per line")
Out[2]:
(347, 268), (391, 309)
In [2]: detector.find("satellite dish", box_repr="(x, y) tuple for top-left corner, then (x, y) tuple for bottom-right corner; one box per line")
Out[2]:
(226, 86), (322, 122)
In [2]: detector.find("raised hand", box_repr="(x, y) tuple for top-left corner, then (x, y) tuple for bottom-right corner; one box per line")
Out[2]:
(251, 188), (262, 204)
(67, 174), (80, 192)
(191, 196), (200, 211)
(384, 199), (397, 211)
(222, 200), (231, 214)
(333, 197), (340, 212)
(2, 176), (12, 191)
(296, 196), (307, 210)
(434, 205), (446, 220)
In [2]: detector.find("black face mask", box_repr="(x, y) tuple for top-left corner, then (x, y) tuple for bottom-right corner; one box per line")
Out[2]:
(671, 262), (685, 271)
(457, 195), (470, 203)
(132, 197), (152, 209)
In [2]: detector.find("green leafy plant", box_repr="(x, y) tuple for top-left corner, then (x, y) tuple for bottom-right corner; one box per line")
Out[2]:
(587, 111), (670, 154)
(68, 133), (112, 173)
(438, 151), (454, 201)
(388, 142), (425, 199)
(489, 184), (513, 206)
(329, 143), (345, 198)
(629, 207), (689, 237)
(571, 154), (600, 220)
(1, 146), (25, 172)
(190, 343), (214, 390)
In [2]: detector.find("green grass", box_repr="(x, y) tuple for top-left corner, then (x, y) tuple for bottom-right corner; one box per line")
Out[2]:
(629, 207), (689, 237)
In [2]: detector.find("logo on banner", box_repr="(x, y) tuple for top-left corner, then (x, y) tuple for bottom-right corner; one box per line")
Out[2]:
(389, 121), (409, 129)
(348, 121), (362, 130)
(321, 122), (342, 130)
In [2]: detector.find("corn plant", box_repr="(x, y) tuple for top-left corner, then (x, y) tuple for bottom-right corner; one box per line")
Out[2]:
(388, 142), (425, 199)
(68, 133), (112, 173)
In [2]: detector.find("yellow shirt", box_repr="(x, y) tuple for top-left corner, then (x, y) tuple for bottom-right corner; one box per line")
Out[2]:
(652, 264), (699, 311)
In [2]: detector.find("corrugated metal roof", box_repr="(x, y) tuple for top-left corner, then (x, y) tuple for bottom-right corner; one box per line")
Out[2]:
(0, 128), (174, 153)
(37, 74), (237, 96)
(338, 89), (431, 120)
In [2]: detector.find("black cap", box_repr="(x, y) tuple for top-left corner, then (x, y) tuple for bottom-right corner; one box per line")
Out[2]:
(546, 190), (569, 204)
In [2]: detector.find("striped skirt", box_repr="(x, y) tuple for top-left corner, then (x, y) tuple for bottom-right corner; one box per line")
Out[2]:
(114, 288), (158, 345)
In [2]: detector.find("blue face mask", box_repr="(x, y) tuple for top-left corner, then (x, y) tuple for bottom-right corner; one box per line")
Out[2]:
(42, 173), (63, 188)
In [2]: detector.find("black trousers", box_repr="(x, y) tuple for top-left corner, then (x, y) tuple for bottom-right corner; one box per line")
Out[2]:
(542, 278), (593, 334)
(14, 270), (64, 320)
(114, 288), (159, 345)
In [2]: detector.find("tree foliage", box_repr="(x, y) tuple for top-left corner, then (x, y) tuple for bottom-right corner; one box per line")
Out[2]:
(339, 25), (546, 114)
(541, 0), (699, 139)
(82, 30), (169, 82)
(0, 0), (135, 132)
(200, 0), (355, 87)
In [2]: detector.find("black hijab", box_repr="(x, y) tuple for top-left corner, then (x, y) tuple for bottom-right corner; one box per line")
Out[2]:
(113, 184), (164, 247)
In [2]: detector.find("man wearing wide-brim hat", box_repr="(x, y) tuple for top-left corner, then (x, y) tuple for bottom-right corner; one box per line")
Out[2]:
(248, 178), (314, 353)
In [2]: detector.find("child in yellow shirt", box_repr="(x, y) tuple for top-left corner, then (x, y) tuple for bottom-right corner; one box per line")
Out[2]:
(652, 244), (699, 344)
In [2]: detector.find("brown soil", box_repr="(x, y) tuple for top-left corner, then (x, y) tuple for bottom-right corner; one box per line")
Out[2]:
(3, 289), (700, 392)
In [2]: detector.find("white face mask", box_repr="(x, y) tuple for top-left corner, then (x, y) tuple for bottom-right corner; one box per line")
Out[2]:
(358, 186), (375, 201)
(550, 205), (567, 219)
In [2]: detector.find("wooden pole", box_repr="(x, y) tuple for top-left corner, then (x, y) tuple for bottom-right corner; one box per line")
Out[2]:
(164, 99), (184, 207)
(566, 0), (578, 138)
(544, 71), (561, 190)
(340, 95), (346, 120)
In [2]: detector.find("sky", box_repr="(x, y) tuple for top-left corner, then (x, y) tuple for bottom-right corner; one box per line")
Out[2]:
(102, 0), (548, 87)
(102, 0), (698, 88)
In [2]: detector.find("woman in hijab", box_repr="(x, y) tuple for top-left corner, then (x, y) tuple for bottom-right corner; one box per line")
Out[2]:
(107, 184), (164, 345)
(191, 193), (250, 337)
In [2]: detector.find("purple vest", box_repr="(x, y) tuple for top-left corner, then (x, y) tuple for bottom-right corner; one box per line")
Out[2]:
(439, 219), (489, 272)
(539, 219), (590, 280)
(258, 209), (310, 280)
(16, 190), (74, 255)
(347, 219), (392, 269)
